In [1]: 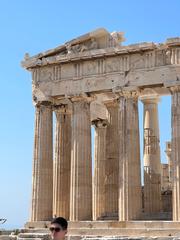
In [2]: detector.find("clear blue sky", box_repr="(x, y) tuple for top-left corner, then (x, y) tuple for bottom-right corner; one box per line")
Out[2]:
(0, 0), (178, 229)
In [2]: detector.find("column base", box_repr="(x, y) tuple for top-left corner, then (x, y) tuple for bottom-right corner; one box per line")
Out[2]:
(25, 221), (50, 229)
(23, 221), (180, 237)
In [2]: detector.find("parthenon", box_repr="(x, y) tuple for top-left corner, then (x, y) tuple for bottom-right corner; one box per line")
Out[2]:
(21, 28), (180, 229)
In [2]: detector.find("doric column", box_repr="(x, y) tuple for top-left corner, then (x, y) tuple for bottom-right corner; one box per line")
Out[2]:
(53, 105), (71, 219)
(31, 102), (53, 221)
(104, 100), (119, 218)
(118, 91), (142, 221)
(92, 119), (107, 220)
(141, 95), (161, 213)
(171, 86), (180, 221)
(165, 141), (172, 185)
(70, 96), (92, 221)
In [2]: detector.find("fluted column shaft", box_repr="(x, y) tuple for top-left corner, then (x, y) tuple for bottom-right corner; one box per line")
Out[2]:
(104, 101), (119, 218)
(53, 105), (71, 219)
(31, 103), (53, 221)
(70, 97), (92, 221)
(141, 96), (161, 213)
(171, 87), (180, 221)
(93, 120), (107, 220)
(118, 92), (142, 221)
(165, 141), (172, 185)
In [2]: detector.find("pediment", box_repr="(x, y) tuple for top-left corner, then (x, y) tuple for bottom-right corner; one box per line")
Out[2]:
(64, 28), (124, 52)
(22, 28), (125, 69)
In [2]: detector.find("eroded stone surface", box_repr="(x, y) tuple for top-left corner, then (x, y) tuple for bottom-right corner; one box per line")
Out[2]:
(22, 28), (180, 232)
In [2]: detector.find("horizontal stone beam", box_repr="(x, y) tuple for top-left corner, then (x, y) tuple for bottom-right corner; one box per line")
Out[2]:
(33, 65), (180, 100)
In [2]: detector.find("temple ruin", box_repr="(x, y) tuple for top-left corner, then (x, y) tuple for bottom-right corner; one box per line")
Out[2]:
(21, 28), (180, 236)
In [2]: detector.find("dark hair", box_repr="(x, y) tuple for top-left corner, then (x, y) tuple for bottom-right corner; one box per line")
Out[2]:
(51, 217), (68, 230)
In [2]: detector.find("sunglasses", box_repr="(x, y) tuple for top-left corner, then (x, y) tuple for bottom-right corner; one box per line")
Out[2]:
(49, 227), (63, 232)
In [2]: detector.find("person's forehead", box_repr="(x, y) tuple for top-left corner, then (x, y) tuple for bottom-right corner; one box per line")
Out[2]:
(50, 223), (62, 228)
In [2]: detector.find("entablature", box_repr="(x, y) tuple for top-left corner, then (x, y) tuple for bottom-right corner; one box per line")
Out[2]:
(22, 28), (180, 103)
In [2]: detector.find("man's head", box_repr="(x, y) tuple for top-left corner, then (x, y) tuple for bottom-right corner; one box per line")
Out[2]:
(49, 217), (68, 240)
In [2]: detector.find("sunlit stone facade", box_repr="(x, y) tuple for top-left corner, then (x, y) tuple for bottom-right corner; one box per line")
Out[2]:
(22, 28), (180, 226)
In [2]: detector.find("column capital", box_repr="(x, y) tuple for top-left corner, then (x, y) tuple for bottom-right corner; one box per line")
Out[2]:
(164, 141), (172, 157)
(34, 100), (53, 108)
(53, 104), (71, 115)
(118, 90), (139, 99)
(32, 90), (54, 106)
(140, 95), (160, 104)
(92, 119), (108, 128)
(103, 99), (119, 107)
(170, 85), (180, 94)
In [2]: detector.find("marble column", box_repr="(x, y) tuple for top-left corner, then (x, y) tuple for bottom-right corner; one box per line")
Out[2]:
(70, 97), (92, 221)
(53, 105), (71, 219)
(30, 103), (53, 221)
(141, 95), (161, 213)
(171, 86), (180, 221)
(104, 100), (119, 219)
(118, 92), (142, 221)
(165, 141), (172, 184)
(92, 119), (107, 220)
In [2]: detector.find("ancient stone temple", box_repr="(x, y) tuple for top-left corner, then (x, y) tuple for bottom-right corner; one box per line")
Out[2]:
(22, 28), (180, 237)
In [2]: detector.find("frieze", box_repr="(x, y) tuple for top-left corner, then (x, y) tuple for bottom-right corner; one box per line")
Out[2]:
(74, 63), (82, 78)
(145, 51), (156, 68)
(39, 66), (54, 82)
(130, 53), (145, 70)
(61, 63), (74, 79)
(106, 57), (121, 73)
(30, 47), (180, 86)
(22, 30), (180, 106)
(34, 65), (62, 83)
(82, 60), (98, 76)
(54, 65), (61, 81)
(97, 59), (105, 74)
(32, 69), (39, 85)
(22, 46), (180, 73)
(155, 49), (166, 66)
(171, 48), (180, 64)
